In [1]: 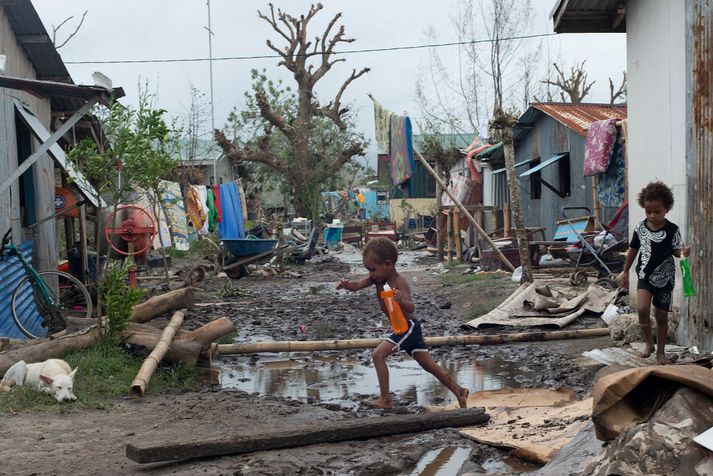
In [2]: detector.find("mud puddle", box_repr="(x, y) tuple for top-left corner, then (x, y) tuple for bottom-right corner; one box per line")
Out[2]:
(409, 446), (472, 475)
(219, 351), (532, 409)
(335, 249), (435, 273)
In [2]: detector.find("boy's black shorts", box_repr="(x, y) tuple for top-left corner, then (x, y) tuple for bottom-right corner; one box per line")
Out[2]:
(386, 319), (428, 356)
(637, 279), (673, 312)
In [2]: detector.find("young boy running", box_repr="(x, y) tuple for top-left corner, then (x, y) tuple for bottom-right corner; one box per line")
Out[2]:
(337, 237), (469, 409)
(617, 181), (690, 364)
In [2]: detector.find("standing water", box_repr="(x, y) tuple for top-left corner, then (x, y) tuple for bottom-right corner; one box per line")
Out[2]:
(219, 352), (530, 408)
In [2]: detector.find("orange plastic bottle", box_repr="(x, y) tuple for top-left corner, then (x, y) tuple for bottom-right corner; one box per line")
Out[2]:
(381, 283), (409, 334)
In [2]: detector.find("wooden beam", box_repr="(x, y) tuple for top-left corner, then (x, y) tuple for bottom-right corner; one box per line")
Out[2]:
(16, 34), (50, 44)
(611, 4), (626, 30)
(126, 407), (490, 464)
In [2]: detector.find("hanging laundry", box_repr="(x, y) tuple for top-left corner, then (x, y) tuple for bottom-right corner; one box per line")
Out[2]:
(206, 187), (219, 233)
(186, 184), (207, 234)
(212, 184), (223, 223)
(389, 115), (415, 186)
(159, 180), (189, 251)
(372, 97), (395, 154)
(596, 128), (626, 207)
(218, 181), (246, 240)
(358, 192), (365, 204)
(237, 180), (248, 221)
(583, 118), (619, 176)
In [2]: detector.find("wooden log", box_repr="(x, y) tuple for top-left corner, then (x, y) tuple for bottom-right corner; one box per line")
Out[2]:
(130, 310), (185, 398)
(179, 317), (235, 346)
(414, 150), (515, 271)
(126, 407), (489, 464)
(0, 326), (102, 376)
(122, 325), (203, 366)
(217, 328), (610, 354)
(446, 209), (453, 264)
(453, 208), (462, 262)
(65, 317), (100, 334)
(131, 288), (195, 323)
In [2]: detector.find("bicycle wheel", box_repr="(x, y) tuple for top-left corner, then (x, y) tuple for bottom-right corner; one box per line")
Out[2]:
(11, 271), (93, 339)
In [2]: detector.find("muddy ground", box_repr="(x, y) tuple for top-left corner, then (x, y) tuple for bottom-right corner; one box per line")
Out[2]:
(0, 251), (612, 476)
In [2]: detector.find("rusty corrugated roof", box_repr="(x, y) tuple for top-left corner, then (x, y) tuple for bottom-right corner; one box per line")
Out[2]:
(527, 103), (627, 137)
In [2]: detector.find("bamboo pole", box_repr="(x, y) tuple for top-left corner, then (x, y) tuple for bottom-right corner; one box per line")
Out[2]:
(216, 328), (610, 354)
(130, 310), (185, 398)
(414, 150), (515, 271)
(453, 208), (462, 262)
(446, 209), (453, 264)
(435, 161), (444, 261)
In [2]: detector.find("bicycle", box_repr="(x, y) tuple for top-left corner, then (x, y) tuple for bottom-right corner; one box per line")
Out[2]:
(0, 228), (93, 339)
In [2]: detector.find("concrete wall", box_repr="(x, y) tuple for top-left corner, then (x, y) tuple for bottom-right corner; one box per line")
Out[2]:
(0, 7), (55, 271)
(626, 0), (686, 304)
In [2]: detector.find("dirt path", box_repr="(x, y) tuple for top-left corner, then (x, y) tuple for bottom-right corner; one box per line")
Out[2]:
(0, 253), (611, 475)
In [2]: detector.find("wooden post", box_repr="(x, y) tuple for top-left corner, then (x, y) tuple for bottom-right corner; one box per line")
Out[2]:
(435, 161), (444, 261)
(78, 204), (89, 282)
(475, 208), (483, 259)
(126, 408), (490, 464)
(453, 208), (462, 262)
(591, 176), (602, 223)
(490, 207), (499, 236)
(446, 208), (453, 264)
(414, 150), (514, 271)
(503, 201), (511, 238)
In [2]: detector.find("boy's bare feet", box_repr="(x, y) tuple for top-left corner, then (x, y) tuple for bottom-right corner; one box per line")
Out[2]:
(457, 388), (470, 408)
(366, 397), (393, 409)
(639, 345), (655, 358)
(657, 353), (673, 365)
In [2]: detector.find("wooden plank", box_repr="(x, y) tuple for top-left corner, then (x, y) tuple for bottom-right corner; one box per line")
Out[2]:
(126, 407), (489, 464)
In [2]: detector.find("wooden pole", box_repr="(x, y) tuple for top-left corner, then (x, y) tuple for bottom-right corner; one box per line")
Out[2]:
(414, 149), (514, 271)
(453, 208), (462, 262)
(435, 161), (444, 261)
(490, 207), (499, 236)
(503, 201), (511, 238)
(446, 208), (453, 264)
(130, 310), (185, 398)
(78, 204), (89, 282)
(591, 176), (602, 223)
(216, 328), (610, 354)
(474, 208), (483, 258)
(126, 407), (490, 464)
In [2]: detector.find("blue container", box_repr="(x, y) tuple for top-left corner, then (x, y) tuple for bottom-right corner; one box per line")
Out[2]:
(324, 227), (343, 248)
(222, 238), (278, 258)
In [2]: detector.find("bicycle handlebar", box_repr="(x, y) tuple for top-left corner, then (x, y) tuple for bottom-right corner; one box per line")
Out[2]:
(0, 228), (11, 254)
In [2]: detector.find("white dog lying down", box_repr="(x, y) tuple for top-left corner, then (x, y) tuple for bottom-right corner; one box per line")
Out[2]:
(0, 359), (78, 402)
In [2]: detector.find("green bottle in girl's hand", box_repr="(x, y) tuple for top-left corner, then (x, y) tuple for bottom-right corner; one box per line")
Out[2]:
(680, 257), (696, 297)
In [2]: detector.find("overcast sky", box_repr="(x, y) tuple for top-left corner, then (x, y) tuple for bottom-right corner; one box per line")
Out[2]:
(33, 0), (625, 163)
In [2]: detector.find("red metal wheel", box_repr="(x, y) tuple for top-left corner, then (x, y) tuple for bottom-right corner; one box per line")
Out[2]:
(104, 205), (156, 257)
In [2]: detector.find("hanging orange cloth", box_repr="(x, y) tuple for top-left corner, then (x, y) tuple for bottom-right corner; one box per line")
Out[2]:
(186, 185), (207, 231)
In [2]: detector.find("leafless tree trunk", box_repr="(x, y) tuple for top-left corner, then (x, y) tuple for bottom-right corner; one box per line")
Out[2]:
(541, 61), (596, 104)
(492, 113), (533, 282)
(215, 3), (369, 222)
(609, 72), (627, 104)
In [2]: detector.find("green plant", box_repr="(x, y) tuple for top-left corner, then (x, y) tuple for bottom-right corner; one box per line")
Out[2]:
(216, 280), (245, 299)
(102, 262), (146, 337)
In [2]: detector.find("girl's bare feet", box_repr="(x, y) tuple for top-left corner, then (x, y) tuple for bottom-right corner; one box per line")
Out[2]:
(657, 353), (673, 365)
(639, 345), (655, 358)
(366, 396), (393, 409)
(457, 388), (470, 408)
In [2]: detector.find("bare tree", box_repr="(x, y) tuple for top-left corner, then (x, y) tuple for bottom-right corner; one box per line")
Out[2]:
(215, 3), (368, 222)
(52, 11), (88, 49)
(609, 71), (627, 104)
(541, 61), (596, 104)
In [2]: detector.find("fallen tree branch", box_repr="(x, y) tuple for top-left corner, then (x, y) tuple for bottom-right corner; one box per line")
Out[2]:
(131, 288), (195, 323)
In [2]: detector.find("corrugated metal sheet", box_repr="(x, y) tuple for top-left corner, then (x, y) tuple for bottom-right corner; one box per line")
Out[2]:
(0, 239), (44, 339)
(527, 103), (627, 137)
(681, 0), (713, 349)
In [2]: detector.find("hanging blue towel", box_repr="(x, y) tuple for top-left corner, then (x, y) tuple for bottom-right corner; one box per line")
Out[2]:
(218, 182), (246, 240)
